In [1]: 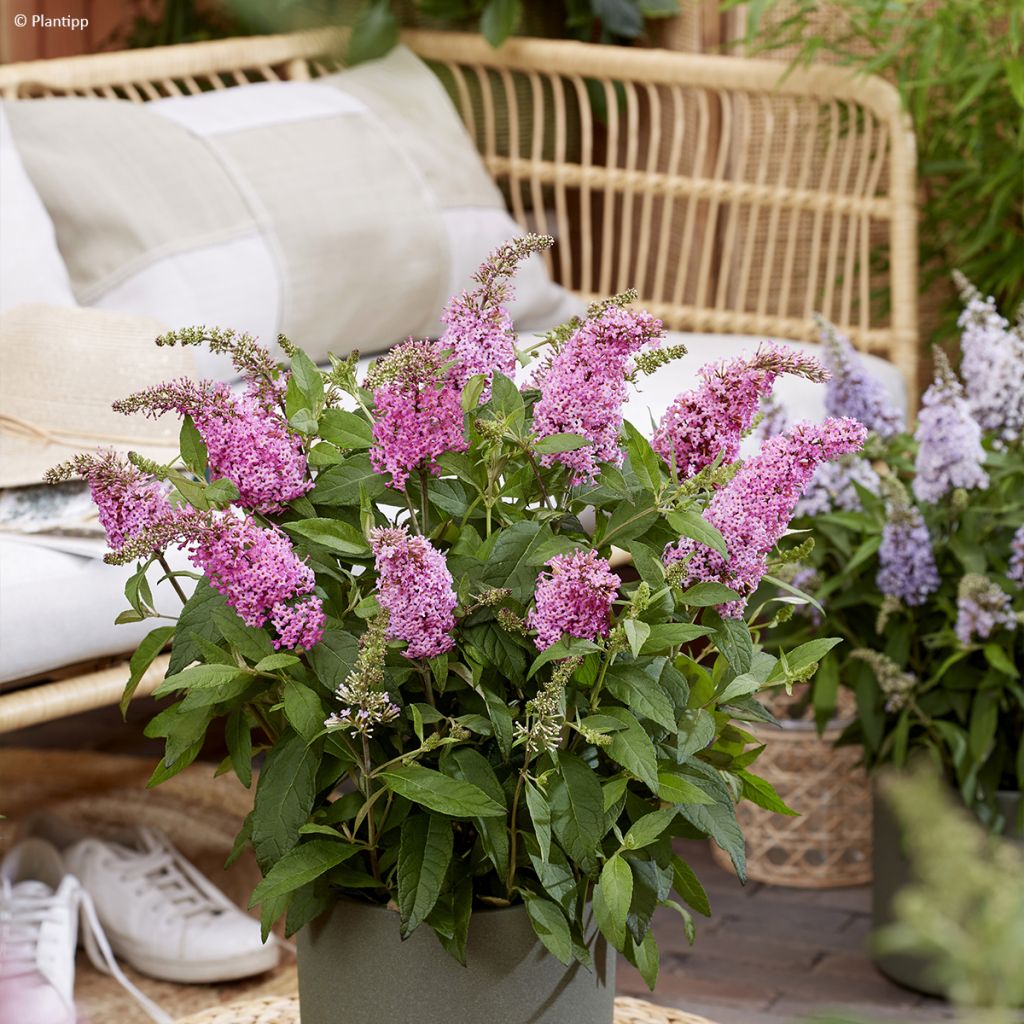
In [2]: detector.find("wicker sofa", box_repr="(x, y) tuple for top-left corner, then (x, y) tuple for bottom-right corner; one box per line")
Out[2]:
(0, 29), (918, 731)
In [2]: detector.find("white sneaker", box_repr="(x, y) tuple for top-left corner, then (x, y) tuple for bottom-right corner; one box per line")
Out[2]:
(63, 825), (280, 984)
(0, 839), (170, 1024)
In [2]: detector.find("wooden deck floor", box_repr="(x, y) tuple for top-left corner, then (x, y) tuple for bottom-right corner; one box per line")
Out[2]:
(622, 841), (955, 1024)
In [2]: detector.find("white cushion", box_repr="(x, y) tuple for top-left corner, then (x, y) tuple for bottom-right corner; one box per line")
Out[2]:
(0, 537), (193, 685)
(0, 108), (75, 312)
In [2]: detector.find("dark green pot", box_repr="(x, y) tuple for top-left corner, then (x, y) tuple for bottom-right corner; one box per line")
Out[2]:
(297, 900), (615, 1024)
(872, 786), (1023, 997)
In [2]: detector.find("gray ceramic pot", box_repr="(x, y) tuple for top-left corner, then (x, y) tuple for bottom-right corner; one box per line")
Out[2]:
(873, 786), (1023, 997)
(297, 899), (615, 1024)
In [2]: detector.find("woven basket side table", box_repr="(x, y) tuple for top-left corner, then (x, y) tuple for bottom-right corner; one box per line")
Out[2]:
(175, 996), (720, 1024)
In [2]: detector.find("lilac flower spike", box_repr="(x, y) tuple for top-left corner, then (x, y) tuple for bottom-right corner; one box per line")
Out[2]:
(45, 450), (170, 552)
(528, 549), (621, 651)
(954, 271), (1024, 444)
(816, 316), (904, 438)
(954, 574), (1017, 646)
(912, 350), (989, 504)
(531, 306), (664, 483)
(875, 484), (940, 607)
(664, 418), (867, 617)
(371, 526), (457, 660)
(366, 340), (468, 491)
(653, 343), (828, 480)
(1009, 526), (1024, 586)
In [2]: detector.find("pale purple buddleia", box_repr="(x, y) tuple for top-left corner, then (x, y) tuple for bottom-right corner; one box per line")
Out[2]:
(876, 493), (940, 607)
(954, 574), (1018, 646)
(1010, 526), (1024, 586)
(371, 526), (457, 660)
(664, 417), (867, 617)
(912, 351), (989, 504)
(527, 549), (621, 651)
(954, 271), (1024, 443)
(795, 455), (882, 517)
(816, 315), (904, 438)
(652, 343), (827, 479)
(531, 306), (664, 483)
(325, 612), (400, 737)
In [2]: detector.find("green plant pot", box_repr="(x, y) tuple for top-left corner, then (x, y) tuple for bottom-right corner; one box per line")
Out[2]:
(872, 786), (1024, 998)
(297, 899), (615, 1024)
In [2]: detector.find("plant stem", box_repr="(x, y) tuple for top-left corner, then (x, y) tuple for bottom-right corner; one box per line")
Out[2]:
(420, 662), (437, 709)
(506, 766), (529, 896)
(419, 468), (430, 535)
(521, 446), (553, 510)
(361, 733), (381, 881)
(157, 554), (188, 606)
(404, 487), (421, 535)
(589, 647), (615, 710)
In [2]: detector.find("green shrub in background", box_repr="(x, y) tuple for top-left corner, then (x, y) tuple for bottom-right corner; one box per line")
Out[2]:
(727, 0), (1024, 337)
(114, 0), (681, 58)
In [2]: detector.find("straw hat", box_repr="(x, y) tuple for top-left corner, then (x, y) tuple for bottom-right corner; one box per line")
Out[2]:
(0, 304), (199, 487)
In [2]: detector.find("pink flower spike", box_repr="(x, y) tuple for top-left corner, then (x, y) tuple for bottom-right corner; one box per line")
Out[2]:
(371, 526), (457, 660)
(271, 596), (326, 650)
(665, 417), (867, 616)
(527, 549), (621, 651)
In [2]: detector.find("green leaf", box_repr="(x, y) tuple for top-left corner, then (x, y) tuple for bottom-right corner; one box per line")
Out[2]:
(461, 373), (487, 412)
(622, 807), (678, 851)
(526, 636), (599, 679)
(283, 681), (326, 744)
(289, 349), (325, 409)
(308, 629), (359, 691)
(548, 752), (605, 873)
(738, 771), (798, 816)
(604, 665), (676, 732)
(522, 894), (573, 966)
(657, 770), (715, 806)
(179, 415), (207, 475)
(348, 0), (400, 63)
(120, 625), (174, 716)
(524, 780), (552, 862)
(675, 708), (716, 759)
(534, 432), (592, 455)
(319, 409), (372, 449)
(288, 409), (319, 436)
(716, 672), (762, 704)
(677, 802), (746, 883)
(309, 456), (387, 506)
(600, 707), (659, 793)
(398, 814), (454, 937)
(767, 637), (843, 683)
(666, 509), (728, 558)
(380, 764), (505, 818)
(168, 580), (227, 674)
(252, 732), (322, 871)
(282, 518), (370, 556)
(593, 855), (632, 951)
(153, 663), (246, 698)
(623, 620), (651, 659)
(256, 653), (300, 673)
(442, 748), (509, 876)
(678, 582), (741, 608)
(225, 708), (253, 788)
(640, 623), (714, 654)
(630, 928), (660, 990)
(670, 854), (711, 917)
(984, 643), (1018, 678)
(249, 839), (357, 908)
(480, 0), (522, 47)
(204, 478), (240, 505)
(712, 616), (754, 675)
(594, 0), (645, 37)
(968, 692), (999, 760)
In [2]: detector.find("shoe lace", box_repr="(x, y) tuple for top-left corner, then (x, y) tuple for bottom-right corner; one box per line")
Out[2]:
(78, 887), (172, 1024)
(0, 880), (65, 976)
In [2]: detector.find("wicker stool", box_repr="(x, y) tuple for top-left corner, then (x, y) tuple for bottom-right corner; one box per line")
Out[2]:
(712, 706), (872, 887)
(176, 996), (720, 1024)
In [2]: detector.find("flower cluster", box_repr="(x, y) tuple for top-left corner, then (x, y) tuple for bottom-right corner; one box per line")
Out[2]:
(514, 657), (578, 758)
(665, 418), (867, 616)
(366, 340), (467, 491)
(45, 450), (170, 552)
(795, 455), (881, 517)
(270, 596), (325, 651)
(527, 550), (621, 651)
(114, 378), (310, 513)
(1010, 526), (1024, 586)
(531, 306), (664, 482)
(876, 489), (940, 607)
(817, 317), (904, 438)
(955, 574), (1018, 646)
(371, 526), (457, 659)
(325, 611), (400, 737)
(913, 351), (989, 504)
(652, 343), (827, 479)
(954, 272), (1024, 444)
(851, 649), (917, 713)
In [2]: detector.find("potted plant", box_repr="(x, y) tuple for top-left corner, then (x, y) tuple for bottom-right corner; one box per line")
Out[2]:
(48, 236), (865, 1023)
(756, 276), (1024, 995)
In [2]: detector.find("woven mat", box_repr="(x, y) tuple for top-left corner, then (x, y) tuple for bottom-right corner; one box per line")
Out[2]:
(0, 748), (297, 1023)
(176, 995), (718, 1024)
